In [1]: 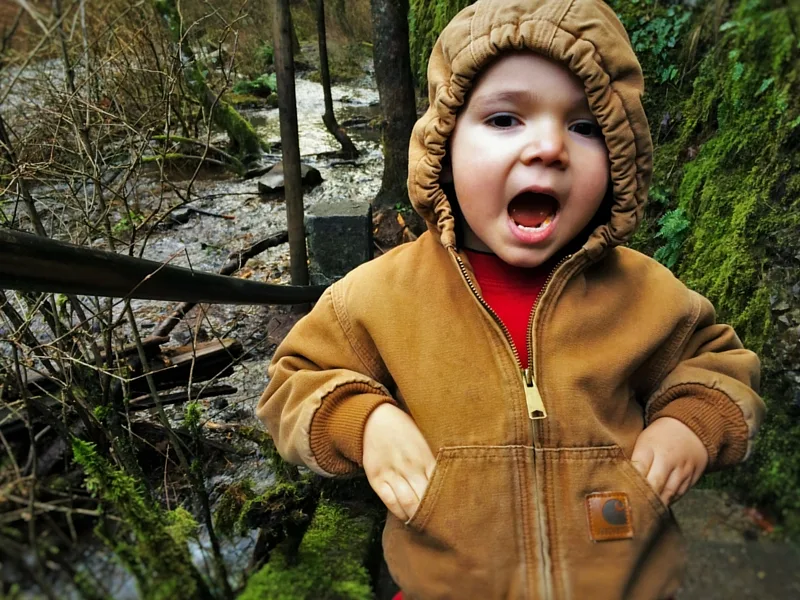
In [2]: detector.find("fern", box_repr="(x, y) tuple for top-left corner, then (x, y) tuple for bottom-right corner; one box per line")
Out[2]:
(653, 208), (690, 269)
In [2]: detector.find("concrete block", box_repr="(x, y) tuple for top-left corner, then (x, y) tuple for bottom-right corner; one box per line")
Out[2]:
(305, 201), (372, 286)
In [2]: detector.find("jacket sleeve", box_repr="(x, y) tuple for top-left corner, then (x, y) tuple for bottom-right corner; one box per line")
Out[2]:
(256, 284), (395, 477)
(644, 290), (765, 470)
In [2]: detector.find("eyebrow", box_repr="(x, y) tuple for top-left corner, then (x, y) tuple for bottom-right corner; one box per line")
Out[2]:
(468, 89), (590, 112)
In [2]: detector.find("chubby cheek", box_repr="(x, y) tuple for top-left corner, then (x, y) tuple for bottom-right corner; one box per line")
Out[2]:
(452, 158), (506, 217)
(576, 148), (611, 208)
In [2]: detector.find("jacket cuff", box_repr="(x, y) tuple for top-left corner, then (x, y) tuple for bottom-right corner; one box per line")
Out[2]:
(647, 384), (749, 469)
(309, 383), (393, 475)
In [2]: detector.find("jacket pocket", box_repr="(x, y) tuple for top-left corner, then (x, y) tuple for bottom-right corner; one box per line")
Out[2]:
(403, 448), (449, 531)
(541, 445), (685, 600)
(383, 446), (530, 600)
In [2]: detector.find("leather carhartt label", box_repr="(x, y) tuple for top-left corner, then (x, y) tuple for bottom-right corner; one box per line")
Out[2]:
(586, 492), (633, 542)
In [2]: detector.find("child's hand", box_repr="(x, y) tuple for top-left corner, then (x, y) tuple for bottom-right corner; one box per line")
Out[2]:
(631, 416), (709, 506)
(362, 403), (436, 522)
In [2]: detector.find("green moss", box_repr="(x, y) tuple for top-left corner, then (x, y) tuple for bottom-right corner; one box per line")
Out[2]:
(409, 0), (475, 88)
(238, 426), (302, 483)
(214, 479), (257, 538)
(166, 507), (199, 546)
(71, 570), (111, 600)
(237, 499), (374, 600)
(238, 477), (315, 534)
(72, 438), (210, 600)
(233, 74), (276, 98)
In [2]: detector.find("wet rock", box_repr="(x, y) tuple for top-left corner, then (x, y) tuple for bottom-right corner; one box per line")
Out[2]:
(168, 208), (192, 225)
(256, 161), (323, 195)
(772, 300), (790, 312)
(244, 162), (275, 179)
(305, 201), (372, 286)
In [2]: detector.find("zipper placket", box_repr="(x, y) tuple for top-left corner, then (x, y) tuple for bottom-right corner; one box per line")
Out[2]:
(452, 248), (573, 600)
(452, 249), (571, 420)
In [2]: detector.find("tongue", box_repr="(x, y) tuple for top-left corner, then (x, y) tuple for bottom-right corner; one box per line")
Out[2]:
(509, 193), (558, 228)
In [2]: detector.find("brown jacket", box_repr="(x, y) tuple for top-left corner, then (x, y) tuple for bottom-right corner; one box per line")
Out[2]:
(258, 0), (765, 598)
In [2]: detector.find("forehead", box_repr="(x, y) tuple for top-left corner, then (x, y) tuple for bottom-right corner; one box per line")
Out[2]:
(466, 51), (588, 107)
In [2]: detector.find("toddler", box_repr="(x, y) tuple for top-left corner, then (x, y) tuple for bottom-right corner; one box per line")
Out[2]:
(258, 0), (765, 598)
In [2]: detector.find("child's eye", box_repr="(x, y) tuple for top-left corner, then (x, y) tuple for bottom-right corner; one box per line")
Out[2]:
(486, 114), (519, 129)
(569, 121), (603, 138)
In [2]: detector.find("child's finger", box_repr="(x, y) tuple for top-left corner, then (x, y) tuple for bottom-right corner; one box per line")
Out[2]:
(391, 476), (421, 522)
(644, 456), (669, 500)
(425, 460), (436, 481)
(375, 480), (408, 522)
(676, 477), (692, 500)
(405, 469), (430, 507)
(661, 467), (685, 505)
(630, 442), (654, 480)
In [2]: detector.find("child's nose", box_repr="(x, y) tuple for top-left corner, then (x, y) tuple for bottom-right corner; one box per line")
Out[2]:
(519, 121), (569, 169)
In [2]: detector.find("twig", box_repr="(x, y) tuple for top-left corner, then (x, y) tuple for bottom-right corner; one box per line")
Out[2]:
(3, 493), (101, 518)
(187, 207), (235, 220)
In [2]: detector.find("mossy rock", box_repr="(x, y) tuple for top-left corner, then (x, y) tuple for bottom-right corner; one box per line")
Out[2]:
(237, 498), (377, 600)
(233, 74), (277, 99)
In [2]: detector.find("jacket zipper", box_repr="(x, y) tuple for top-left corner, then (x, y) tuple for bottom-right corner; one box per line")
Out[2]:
(452, 249), (571, 420)
(452, 247), (576, 600)
(524, 255), (570, 600)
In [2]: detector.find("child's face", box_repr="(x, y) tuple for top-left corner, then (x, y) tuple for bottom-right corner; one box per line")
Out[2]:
(448, 52), (610, 267)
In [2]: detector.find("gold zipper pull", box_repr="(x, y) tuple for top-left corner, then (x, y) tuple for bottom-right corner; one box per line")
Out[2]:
(522, 368), (547, 419)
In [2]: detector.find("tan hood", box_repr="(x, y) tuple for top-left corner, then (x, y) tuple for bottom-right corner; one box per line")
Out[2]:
(407, 0), (652, 260)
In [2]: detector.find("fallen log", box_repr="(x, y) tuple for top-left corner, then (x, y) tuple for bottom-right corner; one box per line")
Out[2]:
(127, 339), (243, 396)
(152, 230), (290, 339)
(1, 335), (170, 403)
(1, 340), (243, 436)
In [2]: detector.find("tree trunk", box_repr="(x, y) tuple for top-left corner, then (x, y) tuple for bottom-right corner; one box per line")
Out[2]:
(370, 0), (417, 210)
(151, 0), (267, 166)
(317, 0), (358, 158)
(274, 0), (310, 288)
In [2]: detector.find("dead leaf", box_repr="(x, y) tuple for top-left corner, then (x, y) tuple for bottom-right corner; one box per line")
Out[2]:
(744, 507), (775, 534)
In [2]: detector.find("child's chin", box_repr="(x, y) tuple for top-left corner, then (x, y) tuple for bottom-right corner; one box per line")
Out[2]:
(497, 247), (553, 269)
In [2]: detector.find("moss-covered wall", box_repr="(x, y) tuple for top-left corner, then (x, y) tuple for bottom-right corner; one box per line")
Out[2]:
(410, 0), (800, 533)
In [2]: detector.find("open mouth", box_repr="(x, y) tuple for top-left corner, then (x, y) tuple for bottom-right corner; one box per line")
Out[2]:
(508, 191), (559, 232)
